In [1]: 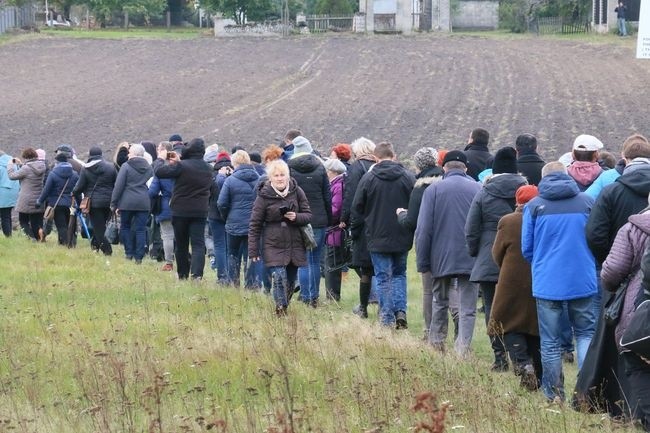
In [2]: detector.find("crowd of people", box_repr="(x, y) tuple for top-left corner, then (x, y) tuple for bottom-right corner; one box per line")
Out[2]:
(1, 128), (649, 429)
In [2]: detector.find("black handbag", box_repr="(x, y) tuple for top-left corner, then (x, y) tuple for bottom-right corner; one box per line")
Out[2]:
(299, 223), (317, 250)
(105, 214), (120, 245)
(603, 277), (630, 326)
(620, 298), (650, 358)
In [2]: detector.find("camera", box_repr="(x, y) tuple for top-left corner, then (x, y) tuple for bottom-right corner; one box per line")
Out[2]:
(166, 151), (177, 160)
(279, 206), (290, 216)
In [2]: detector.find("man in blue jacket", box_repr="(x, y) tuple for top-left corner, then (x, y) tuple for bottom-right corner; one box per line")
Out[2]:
(522, 161), (597, 402)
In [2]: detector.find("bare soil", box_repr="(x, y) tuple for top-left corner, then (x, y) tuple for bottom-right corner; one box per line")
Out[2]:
(1, 33), (648, 160)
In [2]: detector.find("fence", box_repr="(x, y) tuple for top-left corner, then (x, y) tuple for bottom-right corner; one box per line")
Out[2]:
(305, 14), (353, 32)
(531, 16), (591, 35)
(0, 3), (36, 34)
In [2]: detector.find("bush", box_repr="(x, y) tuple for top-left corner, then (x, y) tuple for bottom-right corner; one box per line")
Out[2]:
(499, 0), (528, 32)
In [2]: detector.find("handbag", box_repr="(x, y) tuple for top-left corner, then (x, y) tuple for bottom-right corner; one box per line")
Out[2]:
(43, 205), (55, 222)
(79, 197), (91, 214)
(324, 228), (352, 272)
(603, 276), (630, 326)
(105, 214), (120, 245)
(620, 298), (650, 358)
(43, 178), (70, 222)
(299, 223), (317, 250)
(150, 194), (162, 215)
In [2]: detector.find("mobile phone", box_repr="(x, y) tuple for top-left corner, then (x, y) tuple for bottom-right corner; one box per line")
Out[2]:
(279, 206), (290, 216)
(167, 151), (177, 160)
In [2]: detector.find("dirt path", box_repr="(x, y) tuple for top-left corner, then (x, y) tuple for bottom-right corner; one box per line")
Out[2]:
(1, 33), (647, 160)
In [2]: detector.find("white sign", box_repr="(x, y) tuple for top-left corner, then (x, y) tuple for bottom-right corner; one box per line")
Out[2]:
(637, 0), (650, 58)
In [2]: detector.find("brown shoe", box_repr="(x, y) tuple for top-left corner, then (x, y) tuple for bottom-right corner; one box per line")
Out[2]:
(161, 263), (173, 271)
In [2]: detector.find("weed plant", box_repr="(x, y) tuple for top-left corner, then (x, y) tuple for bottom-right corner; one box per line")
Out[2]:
(0, 235), (638, 432)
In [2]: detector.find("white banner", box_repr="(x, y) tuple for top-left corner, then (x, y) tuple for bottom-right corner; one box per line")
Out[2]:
(638, 0), (650, 58)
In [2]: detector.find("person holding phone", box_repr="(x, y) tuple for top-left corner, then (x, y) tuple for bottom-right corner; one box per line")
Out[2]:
(248, 160), (312, 316)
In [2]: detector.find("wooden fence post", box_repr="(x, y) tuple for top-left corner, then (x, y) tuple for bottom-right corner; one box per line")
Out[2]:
(166, 11), (171, 31)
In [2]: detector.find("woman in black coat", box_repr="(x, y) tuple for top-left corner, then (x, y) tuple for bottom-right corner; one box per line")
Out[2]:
(73, 147), (117, 255)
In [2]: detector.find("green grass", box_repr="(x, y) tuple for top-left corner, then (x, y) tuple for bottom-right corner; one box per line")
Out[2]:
(39, 26), (208, 39)
(0, 235), (637, 432)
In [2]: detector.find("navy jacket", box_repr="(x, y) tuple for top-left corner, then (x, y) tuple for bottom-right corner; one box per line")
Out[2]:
(149, 176), (175, 223)
(38, 162), (79, 208)
(217, 164), (260, 236)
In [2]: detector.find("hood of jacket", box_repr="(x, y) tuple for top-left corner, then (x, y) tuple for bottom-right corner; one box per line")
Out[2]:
(464, 143), (490, 152)
(538, 172), (580, 200)
(127, 157), (151, 174)
(232, 164), (260, 183)
(414, 166), (444, 188)
(181, 141), (205, 160)
(288, 154), (322, 174)
(52, 162), (75, 179)
(617, 164), (650, 197)
(567, 161), (603, 187)
(628, 210), (650, 236)
(517, 150), (544, 162)
(258, 177), (298, 200)
(370, 160), (408, 181)
(483, 173), (528, 199)
(24, 159), (47, 175)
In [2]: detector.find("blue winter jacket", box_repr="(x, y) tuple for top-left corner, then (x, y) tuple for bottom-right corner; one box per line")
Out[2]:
(521, 172), (597, 301)
(0, 154), (20, 208)
(37, 162), (79, 208)
(149, 176), (175, 223)
(217, 164), (260, 236)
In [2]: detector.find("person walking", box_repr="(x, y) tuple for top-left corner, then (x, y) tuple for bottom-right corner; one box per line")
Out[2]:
(353, 142), (415, 328)
(218, 150), (260, 288)
(465, 146), (528, 371)
(72, 147), (117, 255)
(148, 143), (176, 270)
(323, 158), (347, 301)
(37, 151), (79, 245)
(416, 150), (481, 353)
(522, 162), (598, 402)
(154, 138), (214, 280)
(0, 151), (20, 236)
(7, 148), (47, 240)
(110, 143), (153, 263)
(248, 160), (312, 315)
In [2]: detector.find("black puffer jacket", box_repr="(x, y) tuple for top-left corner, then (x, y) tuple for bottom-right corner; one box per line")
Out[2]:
(288, 154), (332, 228)
(587, 163), (650, 264)
(73, 158), (117, 209)
(352, 160), (415, 253)
(153, 141), (214, 218)
(465, 173), (528, 282)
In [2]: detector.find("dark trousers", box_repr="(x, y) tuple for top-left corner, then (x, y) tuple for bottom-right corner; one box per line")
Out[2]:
(504, 332), (542, 379)
(481, 282), (508, 363)
(172, 216), (206, 280)
(19, 212), (43, 240)
(227, 233), (248, 287)
(53, 206), (69, 245)
(0, 207), (12, 236)
(89, 207), (112, 255)
(624, 352), (650, 431)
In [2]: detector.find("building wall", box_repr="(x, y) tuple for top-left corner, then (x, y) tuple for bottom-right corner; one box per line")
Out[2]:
(452, 1), (498, 29)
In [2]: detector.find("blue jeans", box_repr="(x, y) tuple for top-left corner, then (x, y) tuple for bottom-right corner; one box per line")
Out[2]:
(208, 219), (228, 283)
(370, 251), (408, 326)
(120, 210), (149, 260)
(298, 227), (326, 303)
(618, 17), (627, 36)
(536, 296), (596, 401)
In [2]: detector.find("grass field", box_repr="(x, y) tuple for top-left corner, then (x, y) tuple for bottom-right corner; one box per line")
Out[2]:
(0, 234), (637, 432)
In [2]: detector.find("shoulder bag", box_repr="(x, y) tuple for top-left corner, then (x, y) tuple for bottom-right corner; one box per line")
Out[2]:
(44, 178), (70, 223)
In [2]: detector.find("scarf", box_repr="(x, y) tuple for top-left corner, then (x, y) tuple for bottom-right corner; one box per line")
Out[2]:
(272, 183), (289, 198)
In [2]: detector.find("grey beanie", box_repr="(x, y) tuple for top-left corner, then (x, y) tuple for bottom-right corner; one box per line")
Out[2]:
(323, 158), (347, 174)
(413, 147), (439, 171)
(292, 136), (313, 155)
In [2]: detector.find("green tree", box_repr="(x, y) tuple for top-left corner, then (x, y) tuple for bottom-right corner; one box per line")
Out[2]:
(202, 0), (275, 23)
(314, 0), (354, 15)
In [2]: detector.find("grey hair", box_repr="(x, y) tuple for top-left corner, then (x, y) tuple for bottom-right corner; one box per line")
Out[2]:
(444, 161), (466, 170)
(541, 161), (567, 177)
(129, 143), (145, 157)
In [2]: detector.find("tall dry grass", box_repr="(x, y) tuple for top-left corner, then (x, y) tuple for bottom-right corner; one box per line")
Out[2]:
(0, 235), (637, 432)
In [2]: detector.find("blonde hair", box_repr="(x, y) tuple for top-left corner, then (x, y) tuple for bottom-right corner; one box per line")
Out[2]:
(351, 137), (376, 158)
(231, 150), (251, 167)
(266, 159), (289, 177)
(541, 161), (567, 177)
